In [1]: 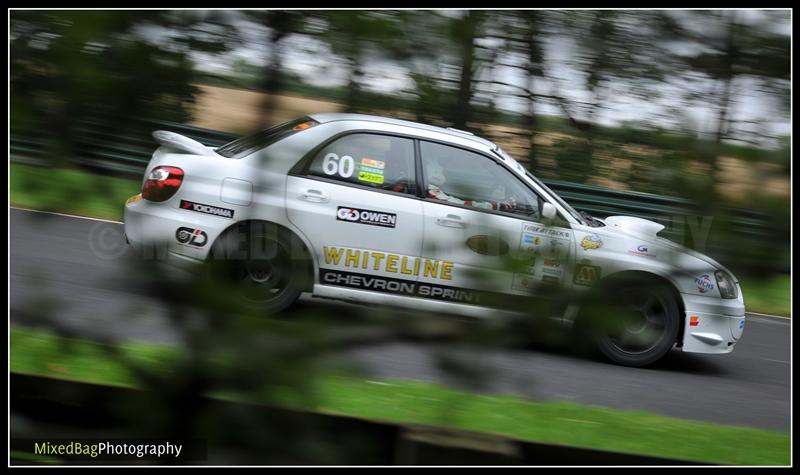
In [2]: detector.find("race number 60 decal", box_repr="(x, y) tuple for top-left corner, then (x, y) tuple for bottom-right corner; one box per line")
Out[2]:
(322, 153), (354, 178)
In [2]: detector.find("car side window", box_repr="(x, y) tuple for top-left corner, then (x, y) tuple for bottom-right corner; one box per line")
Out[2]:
(420, 141), (541, 218)
(307, 133), (416, 195)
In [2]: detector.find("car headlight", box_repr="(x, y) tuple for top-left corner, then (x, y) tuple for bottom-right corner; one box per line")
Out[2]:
(715, 270), (738, 299)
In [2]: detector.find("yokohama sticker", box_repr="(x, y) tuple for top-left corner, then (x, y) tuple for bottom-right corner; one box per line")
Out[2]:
(179, 200), (234, 218)
(336, 207), (396, 228)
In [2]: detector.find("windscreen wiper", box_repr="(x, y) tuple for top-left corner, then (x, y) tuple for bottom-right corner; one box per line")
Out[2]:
(580, 210), (604, 227)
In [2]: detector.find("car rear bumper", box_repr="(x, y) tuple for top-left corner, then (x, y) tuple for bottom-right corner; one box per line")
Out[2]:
(124, 195), (227, 263)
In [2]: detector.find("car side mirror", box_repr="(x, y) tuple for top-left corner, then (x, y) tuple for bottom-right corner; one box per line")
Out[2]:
(541, 202), (557, 224)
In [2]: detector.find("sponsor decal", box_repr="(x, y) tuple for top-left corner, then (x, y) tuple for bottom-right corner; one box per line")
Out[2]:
(336, 207), (396, 228)
(689, 315), (700, 327)
(739, 319), (745, 330)
(522, 223), (571, 239)
(694, 274), (715, 293)
(542, 258), (563, 277)
(358, 170), (384, 184)
(323, 246), (454, 281)
(175, 227), (207, 247)
(580, 233), (603, 250)
(574, 263), (601, 286)
(512, 273), (534, 291)
(321, 269), (484, 303)
(358, 158), (385, 184)
(546, 238), (567, 258)
(179, 200), (234, 218)
(360, 158), (385, 169)
(125, 194), (142, 206)
(627, 244), (656, 258)
(466, 235), (509, 256)
(511, 254), (536, 276)
(520, 222), (571, 257)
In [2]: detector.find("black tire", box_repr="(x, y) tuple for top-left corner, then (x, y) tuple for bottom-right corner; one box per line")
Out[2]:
(207, 221), (310, 315)
(587, 281), (681, 367)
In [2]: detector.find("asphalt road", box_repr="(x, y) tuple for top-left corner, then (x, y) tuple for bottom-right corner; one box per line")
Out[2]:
(9, 208), (792, 432)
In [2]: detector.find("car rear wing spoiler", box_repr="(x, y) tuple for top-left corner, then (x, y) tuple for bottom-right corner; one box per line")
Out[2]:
(152, 130), (220, 157)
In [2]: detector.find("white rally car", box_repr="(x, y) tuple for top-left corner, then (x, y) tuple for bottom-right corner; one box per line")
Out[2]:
(124, 113), (746, 366)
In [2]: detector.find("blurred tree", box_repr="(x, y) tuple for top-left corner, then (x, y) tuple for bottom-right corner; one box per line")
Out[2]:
(245, 11), (306, 128)
(670, 10), (790, 190)
(449, 10), (488, 129)
(393, 10), (451, 123)
(318, 11), (410, 113)
(10, 10), (239, 167)
(547, 10), (670, 183)
(488, 11), (550, 171)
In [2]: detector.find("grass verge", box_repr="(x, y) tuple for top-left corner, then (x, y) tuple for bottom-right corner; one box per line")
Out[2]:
(738, 274), (791, 317)
(10, 326), (790, 465)
(10, 162), (139, 222)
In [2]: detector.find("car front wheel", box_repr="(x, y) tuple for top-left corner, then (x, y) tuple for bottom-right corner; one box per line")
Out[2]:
(591, 282), (681, 367)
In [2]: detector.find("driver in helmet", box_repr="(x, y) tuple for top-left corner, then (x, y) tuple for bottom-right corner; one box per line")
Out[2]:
(426, 160), (518, 212)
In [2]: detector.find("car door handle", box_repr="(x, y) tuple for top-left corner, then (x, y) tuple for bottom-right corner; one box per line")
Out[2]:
(299, 188), (329, 203)
(435, 214), (466, 228)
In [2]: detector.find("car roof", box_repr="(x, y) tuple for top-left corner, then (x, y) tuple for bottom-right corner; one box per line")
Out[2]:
(308, 112), (499, 151)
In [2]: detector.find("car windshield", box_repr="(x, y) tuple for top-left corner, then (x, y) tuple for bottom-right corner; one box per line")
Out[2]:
(493, 147), (588, 225)
(216, 117), (317, 158)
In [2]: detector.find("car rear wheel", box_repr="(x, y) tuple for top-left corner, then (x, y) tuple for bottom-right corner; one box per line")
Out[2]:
(208, 222), (309, 314)
(590, 282), (680, 367)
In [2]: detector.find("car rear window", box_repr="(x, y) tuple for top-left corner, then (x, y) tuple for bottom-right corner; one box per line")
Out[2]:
(215, 117), (318, 158)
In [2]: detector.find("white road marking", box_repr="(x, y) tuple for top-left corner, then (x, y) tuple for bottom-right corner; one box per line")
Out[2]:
(746, 311), (791, 320)
(748, 316), (791, 326)
(760, 358), (790, 365)
(11, 206), (123, 224)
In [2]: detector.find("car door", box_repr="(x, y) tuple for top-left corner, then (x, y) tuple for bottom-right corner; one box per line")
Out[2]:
(286, 132), (424, 295)
(418, 140), (575, 305)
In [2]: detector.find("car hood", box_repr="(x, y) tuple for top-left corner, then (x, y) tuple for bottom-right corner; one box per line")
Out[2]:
(603, 215), (664, 240)
(599, 215), (736, 279)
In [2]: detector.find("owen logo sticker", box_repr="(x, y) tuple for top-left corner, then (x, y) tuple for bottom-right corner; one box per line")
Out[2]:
(336, 207), (397, 228)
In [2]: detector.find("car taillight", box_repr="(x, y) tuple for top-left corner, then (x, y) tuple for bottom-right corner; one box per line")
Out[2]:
(142, 166), (183, 202)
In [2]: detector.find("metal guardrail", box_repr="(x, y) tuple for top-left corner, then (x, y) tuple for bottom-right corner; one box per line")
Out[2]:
(10, 119), (783, 271)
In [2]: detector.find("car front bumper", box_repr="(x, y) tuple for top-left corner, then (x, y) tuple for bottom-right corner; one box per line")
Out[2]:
(679, 289), (746, 354)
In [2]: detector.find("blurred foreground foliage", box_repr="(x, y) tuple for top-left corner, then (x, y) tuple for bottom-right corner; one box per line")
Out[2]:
(10, 10), (239, 165)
